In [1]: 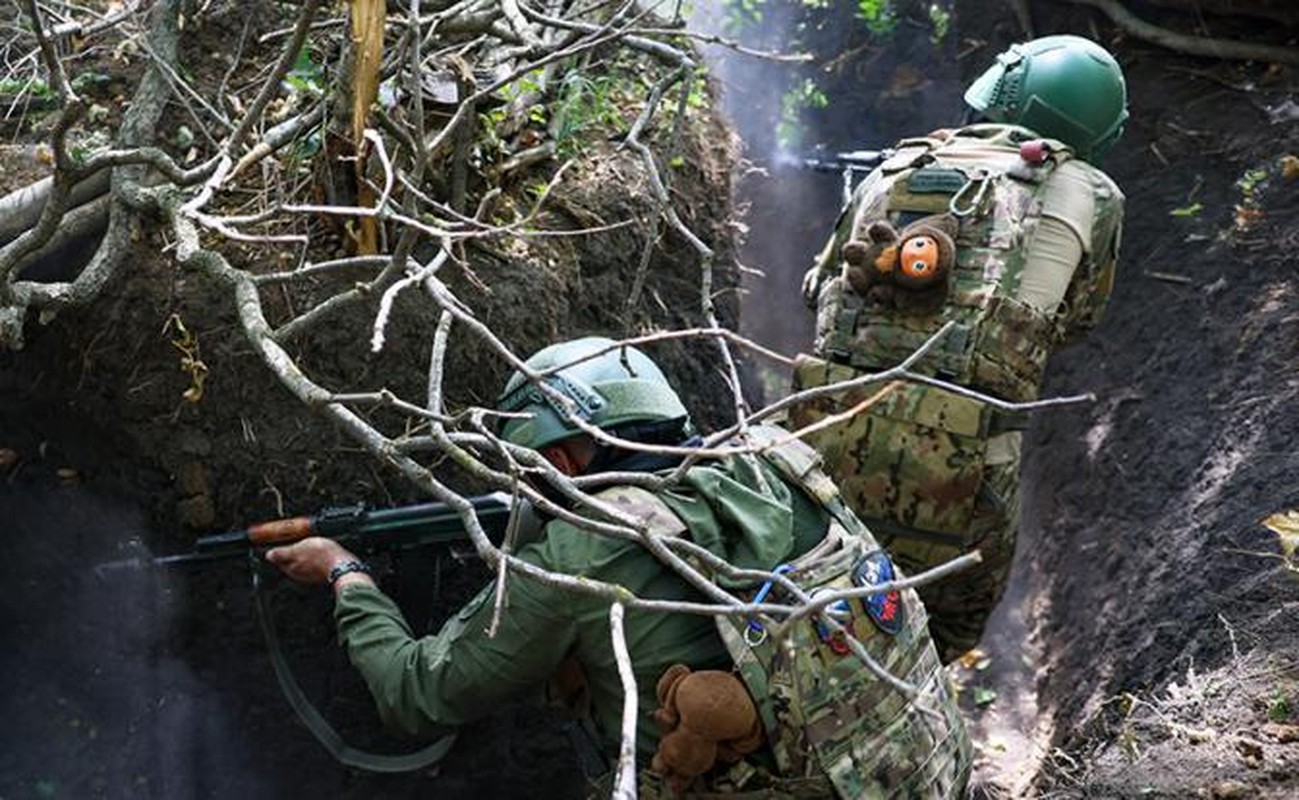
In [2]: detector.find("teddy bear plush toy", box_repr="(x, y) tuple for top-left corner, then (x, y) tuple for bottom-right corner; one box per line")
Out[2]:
(841, 213), (957, 315)
(650, 663), (765, 794)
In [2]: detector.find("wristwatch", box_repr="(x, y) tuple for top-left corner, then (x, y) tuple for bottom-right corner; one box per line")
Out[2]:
(327, 559), (372, 587)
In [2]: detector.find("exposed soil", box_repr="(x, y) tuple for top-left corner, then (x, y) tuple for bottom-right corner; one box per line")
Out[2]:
(3, 1), (1299, 799)
(716, 0), (1299, 797)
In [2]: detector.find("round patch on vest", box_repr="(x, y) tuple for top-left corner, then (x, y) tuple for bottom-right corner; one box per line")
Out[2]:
(851, 550), (905, 635)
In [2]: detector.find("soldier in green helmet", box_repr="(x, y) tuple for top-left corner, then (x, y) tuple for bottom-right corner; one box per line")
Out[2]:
(793, 34), (1128, 662)
(267, 336), (971, 797)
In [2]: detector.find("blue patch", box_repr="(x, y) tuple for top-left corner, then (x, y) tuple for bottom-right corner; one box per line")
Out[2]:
(851, 550), (904, 635)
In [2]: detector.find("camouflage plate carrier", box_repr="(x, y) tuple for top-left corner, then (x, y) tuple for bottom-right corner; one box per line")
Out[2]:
(791, 124), (1123, 659)
(634, 427), (971, 799)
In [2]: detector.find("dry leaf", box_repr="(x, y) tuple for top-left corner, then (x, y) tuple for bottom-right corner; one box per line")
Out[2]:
(1263, 722), (1299, 743)
(1281, 154), (1299, 181)
(955, 648), (987, 670)
(1261, 510), (1299, 570)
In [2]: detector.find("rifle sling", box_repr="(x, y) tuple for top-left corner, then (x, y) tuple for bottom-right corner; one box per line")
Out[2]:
(252, 568), (456, 773)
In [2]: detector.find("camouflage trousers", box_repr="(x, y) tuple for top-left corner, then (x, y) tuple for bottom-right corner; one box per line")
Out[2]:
(789, 355), (1021, 663)
(593, 765), (834, 800)
(867, 455), (1019, 663)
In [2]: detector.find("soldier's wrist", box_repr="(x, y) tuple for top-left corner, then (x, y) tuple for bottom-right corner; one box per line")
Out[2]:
(328, 559), (375, 594)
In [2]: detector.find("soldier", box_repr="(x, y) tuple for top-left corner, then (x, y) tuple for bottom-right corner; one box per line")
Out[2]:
(267, 336), (971, 797)
(792, 34), (1127, 662)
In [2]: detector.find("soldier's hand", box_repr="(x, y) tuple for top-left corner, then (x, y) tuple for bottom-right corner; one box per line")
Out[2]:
(801, 266), (823, 307)
(266, 537), (372, 589)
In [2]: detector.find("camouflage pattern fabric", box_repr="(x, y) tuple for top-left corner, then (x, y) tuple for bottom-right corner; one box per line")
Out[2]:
(715, 428), (970, 798)
(631, 764), (835, 799)
(793, 123), (1122, 660)
(615, 428), (971, 797)
(789, 355), (1020, 662)
(803, 124), (1124, 404)
(713, 527), (971, 799)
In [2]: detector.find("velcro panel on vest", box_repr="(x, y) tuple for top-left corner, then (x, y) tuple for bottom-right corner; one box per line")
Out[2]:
(829, 287), (976, 380)
(886, 166), (973, 217)
(788, 355), (991, 538)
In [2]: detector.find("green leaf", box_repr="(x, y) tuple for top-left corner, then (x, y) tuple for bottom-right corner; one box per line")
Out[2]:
(973, 687), (998, 707)
(1169, 202), (1203, 218)
(1268, 690), (1292, 721)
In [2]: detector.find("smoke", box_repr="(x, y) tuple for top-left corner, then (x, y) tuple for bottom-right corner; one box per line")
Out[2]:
(0, 462), (295, 798)
(686, 1), (963, 358)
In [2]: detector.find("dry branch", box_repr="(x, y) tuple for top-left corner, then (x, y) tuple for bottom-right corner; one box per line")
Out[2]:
(1070, 0), (1299, 65)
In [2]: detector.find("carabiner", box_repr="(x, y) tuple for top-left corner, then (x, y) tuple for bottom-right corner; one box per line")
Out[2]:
(949, 172), (991, 217)
(744, 564), (793, 647)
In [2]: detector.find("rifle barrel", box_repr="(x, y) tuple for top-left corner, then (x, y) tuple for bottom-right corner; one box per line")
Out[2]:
(93, 491), (518, 576)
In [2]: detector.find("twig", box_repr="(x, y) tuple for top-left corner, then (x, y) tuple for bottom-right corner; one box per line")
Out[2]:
(609, 602), (639, 799)
(1068, 0), (1299, 66)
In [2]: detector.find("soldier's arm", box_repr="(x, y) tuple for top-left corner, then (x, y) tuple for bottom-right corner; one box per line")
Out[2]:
(802, 229), (843, 308)
(334, 551), (578, 738)
(1018, 160), (1124, 342)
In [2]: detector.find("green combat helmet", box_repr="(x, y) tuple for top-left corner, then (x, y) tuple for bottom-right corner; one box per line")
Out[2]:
(497, 337), (690, 450)
(964, 34), (1128, 162)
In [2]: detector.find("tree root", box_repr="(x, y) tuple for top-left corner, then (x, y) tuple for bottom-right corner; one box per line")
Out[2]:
(1069, 0), (1299, 66)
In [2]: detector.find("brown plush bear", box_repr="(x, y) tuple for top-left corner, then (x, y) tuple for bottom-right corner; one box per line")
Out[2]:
(650, 664), (765, 795)
(842, 214), (957, 315)
(841, 219), (902, 307)
(892, 213), (957, 314)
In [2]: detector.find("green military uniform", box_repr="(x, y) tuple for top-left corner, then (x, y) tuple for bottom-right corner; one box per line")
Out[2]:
(333, 430), (970, 797)
(792, 121), (1124, 661)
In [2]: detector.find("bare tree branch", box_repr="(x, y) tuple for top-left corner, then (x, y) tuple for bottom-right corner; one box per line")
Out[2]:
(1070, 0), (1299, 65)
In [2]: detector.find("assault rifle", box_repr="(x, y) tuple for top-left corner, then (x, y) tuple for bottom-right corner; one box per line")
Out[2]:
(775, 147), (893, 206)
(96, 491), (516, 575)
(95, 492), (520, 773)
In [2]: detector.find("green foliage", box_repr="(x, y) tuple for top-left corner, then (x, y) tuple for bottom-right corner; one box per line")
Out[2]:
(283, 46), (324, 96)
(1268, 690), (1292, 722)
(71, 71), (112, 95)
(928, 3), (951, 43)
(856, 0), (898, 35)
(0, 76), (53, 98)
(973, 686), (998, 707)
(1236, 167), (1269, 200)
(552, 71), (626, 156)
(776, 77), (828, 151)
(723, 0), (765, 32)
(1169, 202), (1203, 218)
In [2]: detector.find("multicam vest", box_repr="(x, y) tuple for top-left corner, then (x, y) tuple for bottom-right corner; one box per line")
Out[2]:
(636, 427), (971, 798)
(793, 124), (1123, 540)
(809, 123), (1124, 403)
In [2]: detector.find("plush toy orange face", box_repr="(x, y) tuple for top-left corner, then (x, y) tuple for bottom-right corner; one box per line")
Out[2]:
(899, 235), (941, 282)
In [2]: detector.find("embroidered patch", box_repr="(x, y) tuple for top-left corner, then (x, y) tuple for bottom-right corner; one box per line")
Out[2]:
(810, 589), (854, 656)
(851, 550), (904, 635)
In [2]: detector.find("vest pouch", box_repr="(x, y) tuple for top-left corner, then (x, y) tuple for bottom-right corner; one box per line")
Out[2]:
(789, 355), (991, 538)
(713, 531), (970, 799)
(968, 295), (1060, 402)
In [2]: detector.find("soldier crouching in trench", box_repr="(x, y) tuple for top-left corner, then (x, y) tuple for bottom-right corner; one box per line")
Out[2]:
(792, 35), (1128, 663)
(267, 336), (972, 797)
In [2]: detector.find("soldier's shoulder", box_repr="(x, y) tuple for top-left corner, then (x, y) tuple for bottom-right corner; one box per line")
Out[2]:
(1060, 158), (1125, 205)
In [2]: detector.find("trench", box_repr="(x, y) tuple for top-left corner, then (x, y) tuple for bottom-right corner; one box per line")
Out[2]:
(693, 2), (1057, 793)
(0, 4), (1057, 799)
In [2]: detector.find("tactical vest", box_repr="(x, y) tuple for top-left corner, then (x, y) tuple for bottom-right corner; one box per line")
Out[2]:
(813, 124), (1118, 403)
(795, 125), (1121, 540)
(631, 427), (971, 798)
